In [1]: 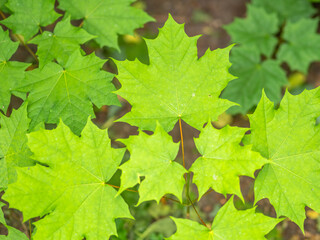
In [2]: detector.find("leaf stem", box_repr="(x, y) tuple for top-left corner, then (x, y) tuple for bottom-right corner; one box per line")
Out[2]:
(29, 219), (32, 239)
(0, 10), (38, 63)
(79, 20), (84, 28)
(178, 118), (185, 168)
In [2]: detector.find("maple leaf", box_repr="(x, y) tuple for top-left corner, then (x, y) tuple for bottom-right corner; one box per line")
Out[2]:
(0, 104), (34, 191)
(190, 123), (267, 201)
(251, 0), (315, 24)
(168, 196), (282, 240)
(222, 47), (287, 114)
(0, 202), (28, 240)
(277, 18), (320, 74)
(16, 50), (119, 135)
(4, 119), (132, 240)
(57, 0), (154, 50)
(1, 0), (60, 40)
(114, 15), (235, 132)
(0, 27), (29, 113)
(30, 16), (95, 68)
(118, 122), (186, 205)
(244, 89), (320, 230)
(224, 5), (278, 57)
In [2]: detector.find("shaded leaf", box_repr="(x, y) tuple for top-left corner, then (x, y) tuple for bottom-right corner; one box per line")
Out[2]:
(58, 0), (154, 49)
(1, 0), (60, 40)
(16, 51), (119, 135)
(222, 47), (287, 114)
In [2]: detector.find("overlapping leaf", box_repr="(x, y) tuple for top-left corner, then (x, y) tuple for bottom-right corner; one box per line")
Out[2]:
(0, 104), (34, 191)
(118, 122), (186, 205)
(224, 5), (278, 57)
(0, 27), (29, 113)
(277, 18), (320, 73)
(190, 123), (267, 201)
(4, 119), (132, 240)
(251, 0), (315, 24)
(16, 51), (119, 135)
(115, 15), (235, 132)
(30, 16), (95, 68)
(169, 196), (281, 240)
(1, 0), (60, 40)
(244, 89), (320, 230)
(0, 202), (28, 240)
(222, 47), (287, 114)
(58, 0), (154, 49)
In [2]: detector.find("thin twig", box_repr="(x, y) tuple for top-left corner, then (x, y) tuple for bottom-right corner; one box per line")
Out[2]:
(107, 183), (138, 193)
(0, 10), (5, 19)
(187, 195), (209, 229)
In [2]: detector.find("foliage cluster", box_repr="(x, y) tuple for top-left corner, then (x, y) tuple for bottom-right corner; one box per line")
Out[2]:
(0, 0), (319, 239)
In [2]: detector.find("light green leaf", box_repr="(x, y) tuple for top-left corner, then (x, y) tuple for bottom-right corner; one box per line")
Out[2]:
(224, 5), (278, 57)
(277, 18), (320, 74)
(4, 119), (132, 240)
(30, 16), (95, 68)
(245, 89), (320, 231)
(0, 27), (29, 113)
(0, 103), (34, 191)
(57, 0), (154, 49)
(16, 51), (119, 135)
(118, 122), (186, 205)
(114, 15), (235, 132)
(0, 203), (28, 240)
(1, 0), (60, 40)
(168, 196), (282, 240)
(251, 0), (315, 23)
(222, 47), (287, 114)
(190, 123), (268, 201)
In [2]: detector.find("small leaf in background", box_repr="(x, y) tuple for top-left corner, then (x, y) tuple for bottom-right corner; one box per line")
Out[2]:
(118, 122), (186, 205)
(222, 47), (287, 114)
(1, 0), (60, 40)
(224, 5), (278, 57)
(114, 15), (235, 132)
(277, 18), (320, 74)
(4, 119), (132, 240)
(30, 16), (95, 68)
(169, 196), (282, 240)
(245, 89), (320, 230)
(0, 27), (29, 113)
(251, 0), (315, 24)
(0, 104), (34, 191)
(58, 0), (154, 50)
(190, 123), (268, 201)
(287, 72), (306, 90)
(16, 51), (119, 135)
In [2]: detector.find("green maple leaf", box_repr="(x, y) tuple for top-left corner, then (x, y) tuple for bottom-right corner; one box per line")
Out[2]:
(251, 0), (315, 24)
(168, 196), (282, 240)
(0, 202), (28, 240)
(118, 122), (186, 205)
(244, 89), (320, 230)
(16, 51), (119, 135)
(0, 27), (29, 113)
(277, 18), (320, 74)
(1, 0), (60, 40)
(224, 5), (278, 57)
(222, 47), (287, 114)
(0, 104), (34, 191)
(114, 15), (235, 132)
(190, 123), (267, 201)
(57, 0), (154, 50)
(4, 119), (132, 240)
(30, 16), (95, 68)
